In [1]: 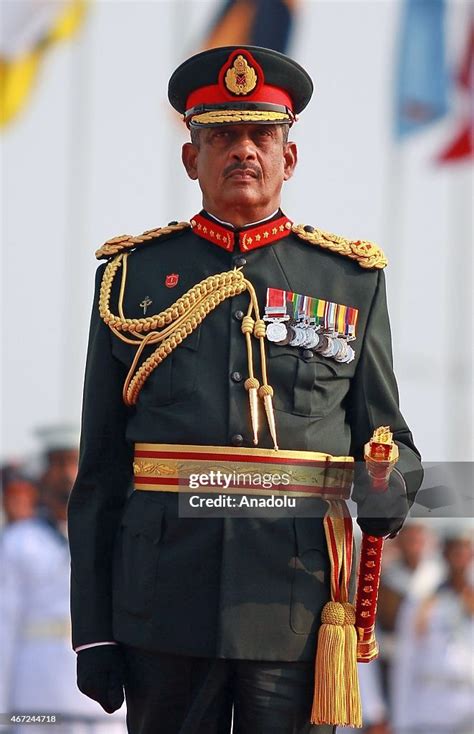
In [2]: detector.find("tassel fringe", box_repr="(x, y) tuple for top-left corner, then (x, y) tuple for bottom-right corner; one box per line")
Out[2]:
(343, 603), (362, 727)
(311, 601), (362, 727)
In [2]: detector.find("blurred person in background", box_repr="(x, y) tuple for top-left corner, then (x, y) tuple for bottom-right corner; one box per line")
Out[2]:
(390, 526), (474, 734)
(376, 521), (443, 694)
(1, 463), (39, 525)
(341, 522), (443, 733)
(35, 425), (80, 530)
(0, 425), (126, 733)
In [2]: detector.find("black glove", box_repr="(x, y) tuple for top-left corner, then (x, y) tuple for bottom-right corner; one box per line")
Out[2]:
(77, 645), (125, 713)
(353, 464), (409, 538)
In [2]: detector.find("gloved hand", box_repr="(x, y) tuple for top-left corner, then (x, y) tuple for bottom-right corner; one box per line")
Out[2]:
(77, 645), (125, 713)
(353, 463), (409, 538)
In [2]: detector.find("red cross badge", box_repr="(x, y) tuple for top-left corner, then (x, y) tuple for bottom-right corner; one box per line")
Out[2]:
(165, 273), (179, 288)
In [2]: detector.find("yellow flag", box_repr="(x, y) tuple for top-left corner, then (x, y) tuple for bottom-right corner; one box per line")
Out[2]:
(0, 0), (87, 128)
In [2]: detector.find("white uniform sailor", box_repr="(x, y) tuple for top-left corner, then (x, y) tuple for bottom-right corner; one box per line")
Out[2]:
(0, 426), (126, 734)
(390, 528), (474, 734)
(0, 516), (126, 733)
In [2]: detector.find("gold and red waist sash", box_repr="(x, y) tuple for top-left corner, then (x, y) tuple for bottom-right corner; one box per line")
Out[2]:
(133, 442), (354, 499)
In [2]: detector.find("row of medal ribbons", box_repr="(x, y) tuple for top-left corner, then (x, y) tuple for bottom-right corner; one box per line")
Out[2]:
(263, 288), (358, 364)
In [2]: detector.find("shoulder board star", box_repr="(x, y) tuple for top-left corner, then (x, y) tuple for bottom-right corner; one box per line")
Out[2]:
(95, 221), (190, 260)
(292, 224), (387, 269)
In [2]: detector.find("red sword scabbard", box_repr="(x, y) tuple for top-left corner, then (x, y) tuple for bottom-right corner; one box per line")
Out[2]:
(356, 427), (399, 662)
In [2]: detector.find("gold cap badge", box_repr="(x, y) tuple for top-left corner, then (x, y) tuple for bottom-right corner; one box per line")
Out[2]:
(224, 54), (258, 96)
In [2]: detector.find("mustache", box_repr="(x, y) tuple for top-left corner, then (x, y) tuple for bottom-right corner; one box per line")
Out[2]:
(223, 163), (261, 179)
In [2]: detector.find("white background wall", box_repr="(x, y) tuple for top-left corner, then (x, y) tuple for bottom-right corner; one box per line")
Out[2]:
(2, 0), (472, 463)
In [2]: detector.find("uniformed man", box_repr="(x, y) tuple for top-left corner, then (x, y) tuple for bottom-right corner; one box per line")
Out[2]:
(68, 46), (423, 734)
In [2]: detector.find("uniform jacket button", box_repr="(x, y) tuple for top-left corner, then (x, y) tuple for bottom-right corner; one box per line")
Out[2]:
(302, 349), (314, 359)
(234, 310), (244, 321)
(234, 256), (247, 267)
(231, 371), (243, 383)
(231, 434), (244, 446)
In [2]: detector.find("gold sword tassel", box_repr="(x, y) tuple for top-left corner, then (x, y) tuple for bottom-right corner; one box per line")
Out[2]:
(241, 314), (260, 445)
(245, 378), (260, 445)
(259, 384), (278, 450)
(257, 319), (279, 451)
(242, 281), (279, 450)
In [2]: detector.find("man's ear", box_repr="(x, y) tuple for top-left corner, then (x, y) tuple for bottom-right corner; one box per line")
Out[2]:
(283, 142), (298, 181)
(182, 143), (199, 180)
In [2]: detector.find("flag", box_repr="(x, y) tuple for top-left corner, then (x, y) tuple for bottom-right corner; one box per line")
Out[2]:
(0, 0), (87, 128)
(203, 0), (298, 53)
(394, 0), (450, 139)
(437, 20), (473, 162)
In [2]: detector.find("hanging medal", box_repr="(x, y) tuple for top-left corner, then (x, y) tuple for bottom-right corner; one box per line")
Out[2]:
(288, 293), (305, 346)
(264, 288), (290, 343)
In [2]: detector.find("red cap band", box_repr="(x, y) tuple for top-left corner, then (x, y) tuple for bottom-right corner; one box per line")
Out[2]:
(186, 84), (294, 115)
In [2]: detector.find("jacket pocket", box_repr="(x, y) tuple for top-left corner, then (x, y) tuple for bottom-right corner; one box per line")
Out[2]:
(266, 342), (351, 418)
(290, 517), (330, 634)
(112, 326), (201, 407)
(113, 493), (165, 618)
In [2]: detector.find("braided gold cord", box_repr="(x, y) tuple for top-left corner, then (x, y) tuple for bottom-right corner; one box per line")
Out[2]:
(98, 249), (279, 446)
(95, 222), (190, 260)
(292, 224), (387, 270)
(124, 279), (248, 405)
(99, 257), (250, 405)
(99, 255), (244, 336)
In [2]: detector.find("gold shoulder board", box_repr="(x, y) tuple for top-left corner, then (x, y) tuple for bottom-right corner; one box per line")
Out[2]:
(95, 221), (191, 260)
(292, 224), (387, 270)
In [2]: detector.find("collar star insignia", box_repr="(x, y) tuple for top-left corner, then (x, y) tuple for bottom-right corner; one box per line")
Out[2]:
(190, 213), (293, 252)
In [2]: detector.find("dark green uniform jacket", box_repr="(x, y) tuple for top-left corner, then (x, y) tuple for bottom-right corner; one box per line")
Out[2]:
(68, 211), (422, 662)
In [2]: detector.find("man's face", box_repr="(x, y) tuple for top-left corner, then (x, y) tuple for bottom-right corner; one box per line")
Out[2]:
(398, 524), (431, 569)
(444, 538), (473, 576)
(182, 123), (297, 221)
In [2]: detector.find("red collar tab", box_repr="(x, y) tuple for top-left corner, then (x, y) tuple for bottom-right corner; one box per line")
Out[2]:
(190, 213), (293, 252)
(190, 214), (234, 251)
(240, 216), (293, 252)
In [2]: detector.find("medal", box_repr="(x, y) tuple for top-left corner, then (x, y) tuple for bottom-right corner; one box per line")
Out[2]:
(289, 325), (307, 347)
(333, 338), (346, 361)
(318, 335), (341, 358)
(264, 287), (359, 362)
(264, 288), (290, 344)
(266, 321), (288, 343)
(302, 328), (320, 349)
(342, 344), (355, 363)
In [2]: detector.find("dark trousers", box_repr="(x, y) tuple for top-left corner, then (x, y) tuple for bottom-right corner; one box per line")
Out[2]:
(123, 646), (335, 734)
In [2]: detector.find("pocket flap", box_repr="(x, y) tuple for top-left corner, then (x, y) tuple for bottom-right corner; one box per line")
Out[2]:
(111, 324), (201, 365)
(266, 341), (339, 375)
(266, 341), (299, 359)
